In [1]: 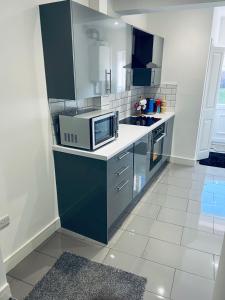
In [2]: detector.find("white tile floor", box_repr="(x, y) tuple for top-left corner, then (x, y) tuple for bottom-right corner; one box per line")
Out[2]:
(8, 163), (225, 300)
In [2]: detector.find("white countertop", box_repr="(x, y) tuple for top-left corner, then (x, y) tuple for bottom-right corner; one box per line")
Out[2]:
(53, 112), (175, 161)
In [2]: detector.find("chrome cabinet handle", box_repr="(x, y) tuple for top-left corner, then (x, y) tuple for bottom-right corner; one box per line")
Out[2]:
(109, 69), (112, 93)
(151, 69), (155, 86)
(116, 166), (129, 176)
(118, 152), (129, 160)
(126, 69), (132, 91)
(105, 69), (112, 94)
(117, 180), (129, 191)
(155, 133), (166, 143)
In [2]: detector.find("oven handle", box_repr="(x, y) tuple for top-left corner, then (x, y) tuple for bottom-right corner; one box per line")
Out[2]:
(155, 133), (166, 143)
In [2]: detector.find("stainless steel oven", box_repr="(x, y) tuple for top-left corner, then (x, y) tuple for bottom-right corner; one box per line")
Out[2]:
(59, 110), (119, 150)
(150, 124), (166, 170)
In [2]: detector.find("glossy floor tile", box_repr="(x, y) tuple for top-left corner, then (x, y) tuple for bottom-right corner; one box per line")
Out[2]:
(160, 175), (203, 189)
(187, 200), (201, 214)
(144, 192), (188, 211)
(171, 270), (214, 300)
(133, 258), (175, 298)
(112, 230), (148, 257)
(153, 183), (190, 199)
(214, 255), (220, 279)
(144, 290), (168, 299)
(8, 251), (56, 285)
(7, 162), (225, 300)
(103, 249), (139, 273)
(214, 217), (225, 235)
(9, 278), (33, 300)
(132, 202), (161, 219)
(147, 220), (183, 245)
(181, 227), (223, 255)
(158, 207), (214, 233)
(143, 238), (214, 279)
(37, 232), (109, 263)
(125, 214), (155, 236)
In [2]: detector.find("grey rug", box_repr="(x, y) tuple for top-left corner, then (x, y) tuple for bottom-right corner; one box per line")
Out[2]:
(24, 252), (147, 300)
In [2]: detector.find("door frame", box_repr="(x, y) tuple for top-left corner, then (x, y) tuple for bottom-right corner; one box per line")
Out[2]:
(196, 43), (225, 160)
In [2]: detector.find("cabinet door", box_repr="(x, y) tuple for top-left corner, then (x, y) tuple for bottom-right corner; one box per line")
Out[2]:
(71, 2), (112, 99)
(107, 145), (134, 228)
(71, 2), (132, 99)
(151, 36), (164, 86)
(133, 134), (151, 198)
(162, 118), (174, 163)
(110, 22), (132, 93)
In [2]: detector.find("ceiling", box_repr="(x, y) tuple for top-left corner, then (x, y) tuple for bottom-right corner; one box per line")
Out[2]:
(110, 0), (225, 15)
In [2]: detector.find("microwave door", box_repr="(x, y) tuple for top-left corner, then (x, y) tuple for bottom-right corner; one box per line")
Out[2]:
(92, 113), (116, 150)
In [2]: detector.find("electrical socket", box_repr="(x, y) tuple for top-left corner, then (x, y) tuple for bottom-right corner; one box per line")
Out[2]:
(0, 215), (10, 230)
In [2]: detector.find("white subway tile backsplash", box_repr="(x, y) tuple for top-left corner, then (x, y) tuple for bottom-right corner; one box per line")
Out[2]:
(171, 88), (177, 95)
(115, 93), (122, 99)
(144, 83), (177, 111)
(49, 84), (177, 145)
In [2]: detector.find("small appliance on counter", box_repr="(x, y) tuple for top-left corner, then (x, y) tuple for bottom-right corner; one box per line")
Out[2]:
(155, 98), (162, 113)
(161, 96), (167, 113)
(145, 98), (155, 114)
(59, 110), (119, 150)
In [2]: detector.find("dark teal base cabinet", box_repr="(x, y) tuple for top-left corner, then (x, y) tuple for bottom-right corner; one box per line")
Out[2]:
(53, 145), (133, 244)
(53, 117), (174, 244)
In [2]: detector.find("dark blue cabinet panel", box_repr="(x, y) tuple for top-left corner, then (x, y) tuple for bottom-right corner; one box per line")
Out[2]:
(53, 151), (108, 243)
(39, 1), (75, 99)
(162, 117), (174, 164)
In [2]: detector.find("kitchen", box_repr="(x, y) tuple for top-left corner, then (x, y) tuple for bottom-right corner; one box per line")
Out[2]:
(0, 1), (225, 300)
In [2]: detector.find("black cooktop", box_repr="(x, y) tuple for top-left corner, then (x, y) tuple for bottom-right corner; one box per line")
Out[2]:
(120, 116), (161, 127)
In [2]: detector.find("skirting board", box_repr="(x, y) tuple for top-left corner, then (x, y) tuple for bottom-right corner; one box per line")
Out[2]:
(170, 155), (196, 167)
(0, 283), (11, 300)
(3, 217), (60, 272)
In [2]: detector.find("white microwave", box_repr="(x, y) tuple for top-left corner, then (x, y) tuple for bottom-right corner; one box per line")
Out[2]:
(59, 110), (119, 150)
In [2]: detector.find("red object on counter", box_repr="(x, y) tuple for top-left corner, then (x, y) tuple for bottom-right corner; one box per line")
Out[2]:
(155, 99), (161, 113)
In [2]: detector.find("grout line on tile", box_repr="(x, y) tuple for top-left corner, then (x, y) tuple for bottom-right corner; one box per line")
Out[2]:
(156, 205), (162, 220)
(35, 249), (59, 260)
(155, 216), (214, 235)
(180, 226), (184, 246)
(170, 269), (176, 299)
(213, 254), (216, 280)
(7, 275), (34, 287)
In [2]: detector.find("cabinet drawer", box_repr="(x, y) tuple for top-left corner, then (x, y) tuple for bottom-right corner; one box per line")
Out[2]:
(108, 163), (133, 190)
(108, 145), (133, 174)
(108, 174), (133, 227)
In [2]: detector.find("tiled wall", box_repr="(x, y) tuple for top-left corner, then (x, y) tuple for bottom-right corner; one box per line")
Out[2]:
(49, 83), (177, 144)
(144, 83), (177, 112)
(101, 87), (145, 120)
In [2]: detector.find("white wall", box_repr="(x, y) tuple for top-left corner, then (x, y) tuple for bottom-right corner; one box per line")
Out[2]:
(0, 0), (63, 271)
(0, 248), (10, 299)
(146, 8), (213, 163)
(122, 14), (148, 31)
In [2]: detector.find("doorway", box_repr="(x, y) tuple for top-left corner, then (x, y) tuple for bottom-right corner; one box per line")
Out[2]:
(211, 56), (225, 152)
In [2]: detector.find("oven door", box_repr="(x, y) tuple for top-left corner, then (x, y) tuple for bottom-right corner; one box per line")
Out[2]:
(150, 132), (166, 170)
(92, 113), (117, 150)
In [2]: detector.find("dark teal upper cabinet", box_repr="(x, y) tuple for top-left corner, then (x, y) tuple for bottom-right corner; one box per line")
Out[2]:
(132, 28), (164, 86)
(39, 1), (132, 100)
